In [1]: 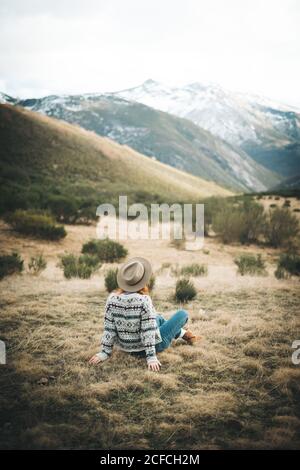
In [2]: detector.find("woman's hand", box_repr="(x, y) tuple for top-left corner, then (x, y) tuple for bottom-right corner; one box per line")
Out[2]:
(89, 352), (109, 365)
(147, 359), (161, 372)
(89, 355), (102, 364)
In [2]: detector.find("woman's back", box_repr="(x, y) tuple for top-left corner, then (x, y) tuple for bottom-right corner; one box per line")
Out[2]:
(101, 292), (161, 361)
(89, 257), (197, 371)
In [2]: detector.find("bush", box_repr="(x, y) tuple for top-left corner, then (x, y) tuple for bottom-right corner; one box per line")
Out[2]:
(265, 208), (299, 248)
(148, 274), (156, 292)
(180, 263), (208, 277)
(241, 201), (267, 243)
(175, 278), (197, 302)
(234, 254), (267, 276)
(274, 266), (290, 279)
(0, 185), (29, 215)
(78, 254), (100, 268)
(213, 205), (244, 243)
(28, 254), (47, 275)
(105, 268), (119, 292)
(81, 238), (127, 262)
(76, 203), (97, 224)
(0, 252), (24, 279)
(45, 195), (79, 223)
(76, 263), (94, 279)
(213, 200), (267, 244)
(60, 254), (80, 279)
(202, 196), (228, 235)
(275, 253), (300, 279)
(60, 253), (100, 279)
(6, 210), (66, 240)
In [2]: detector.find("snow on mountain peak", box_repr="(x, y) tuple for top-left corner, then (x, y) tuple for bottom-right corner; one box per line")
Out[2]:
(0, 92), (16, 104)
(142, 78), (160, 87)
(115, 80), (300, 147)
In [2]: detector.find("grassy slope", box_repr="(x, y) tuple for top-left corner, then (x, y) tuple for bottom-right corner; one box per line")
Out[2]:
(0, 104), (231, 207)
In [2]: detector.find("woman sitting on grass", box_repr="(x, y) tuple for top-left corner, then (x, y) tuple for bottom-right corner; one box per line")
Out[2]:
(89, 257), (199, 371)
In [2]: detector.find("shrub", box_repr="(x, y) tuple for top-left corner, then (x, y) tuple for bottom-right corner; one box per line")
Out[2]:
(76, 263), (94, 279)
(275, 253), (300, 279)
(28, 254), (47, 275)
(6, 210), (66, 240)
(45, 195), (79, 223)
(60, 254), (79, 279)
(0, 185), (28, 215)
(148, 274), (156, 292)
(82, 239), (127, 262)
(105, 268), (119, 292)
(175, 278), (197, 302)
(202, 196), (228, 235)
(0, 252), (24, 279)
(274, 267), (290, 280)
(78, 254), (100, 268)
(213, 205), (244, 243)
(76, 203), (96, 224)
(180, 263), (208, 277)
(60, 253), (100, 279)
(283, 200), (291, 207)
(265, 208), (299, 248)
(213, 200), (267, 244)
(238, 201), (267, 244)
(234, 254), (267, 276)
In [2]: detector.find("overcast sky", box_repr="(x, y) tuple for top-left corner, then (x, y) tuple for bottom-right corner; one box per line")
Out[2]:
(0, 0), (299, 106)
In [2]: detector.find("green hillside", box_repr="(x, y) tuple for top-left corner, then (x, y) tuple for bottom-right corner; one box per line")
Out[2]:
(0, 104), (231, 220)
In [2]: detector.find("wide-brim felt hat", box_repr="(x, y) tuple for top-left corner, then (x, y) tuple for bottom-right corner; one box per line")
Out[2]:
(117, 257), (152, 292)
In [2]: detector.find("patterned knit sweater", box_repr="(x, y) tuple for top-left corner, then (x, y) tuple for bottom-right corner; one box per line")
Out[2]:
(100, 292), (162, 363)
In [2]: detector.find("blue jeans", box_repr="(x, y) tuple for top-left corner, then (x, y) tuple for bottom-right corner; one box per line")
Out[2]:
(155, 310), (188, 352)
(131, 310), (188, 358)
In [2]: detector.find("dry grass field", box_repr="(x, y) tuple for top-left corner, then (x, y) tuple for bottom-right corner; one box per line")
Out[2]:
(0, 217), (300, 450)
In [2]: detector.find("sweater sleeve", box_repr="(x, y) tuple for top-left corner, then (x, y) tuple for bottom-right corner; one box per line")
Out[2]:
(140, 296), (158, 363)
(100, 298), (117, 356)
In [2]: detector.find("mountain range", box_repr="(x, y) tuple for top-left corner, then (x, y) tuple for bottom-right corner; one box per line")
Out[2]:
(1, 90), (280, 192)
(1, 79), (299, 192)
(116, 79), (300, 179)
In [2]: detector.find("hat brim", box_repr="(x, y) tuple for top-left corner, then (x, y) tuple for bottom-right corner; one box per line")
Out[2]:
(117, 257), (152, 292)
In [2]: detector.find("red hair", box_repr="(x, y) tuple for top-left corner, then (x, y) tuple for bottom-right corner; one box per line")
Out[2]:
(115, 286), (150, 295)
